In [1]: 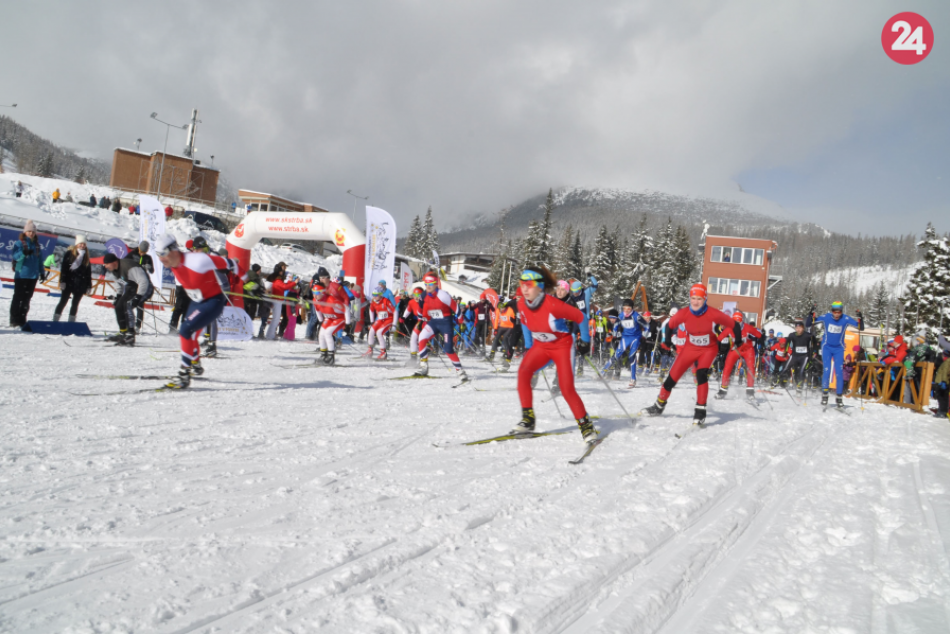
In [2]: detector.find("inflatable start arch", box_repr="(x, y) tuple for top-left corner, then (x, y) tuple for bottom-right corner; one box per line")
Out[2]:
(225, 212), (366, 306)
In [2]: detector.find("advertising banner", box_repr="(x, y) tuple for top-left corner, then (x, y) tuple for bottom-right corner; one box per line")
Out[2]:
(400, 262), (413, 292)
(138, 195), (165, 289)
(0, 228), (57, 265)
(214, 306), (254, 341)
(364, 206), (396, 298)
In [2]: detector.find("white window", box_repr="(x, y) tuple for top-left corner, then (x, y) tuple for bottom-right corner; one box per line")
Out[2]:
(709, 245), (766, 266)
(742, 248), (753, 264)
(750, 281), (761, 298)
(708, 278), (761, 298)
(707, 277), (718, 293)
(740, 280), (750, 296)
(711, 246), (722, 262)
(754, 249), (763, 265)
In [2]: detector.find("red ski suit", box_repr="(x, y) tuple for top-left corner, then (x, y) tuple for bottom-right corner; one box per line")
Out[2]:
(719, 322), (762, 388)
(660, 305), (740, 405)
(516, 294), (588, 419)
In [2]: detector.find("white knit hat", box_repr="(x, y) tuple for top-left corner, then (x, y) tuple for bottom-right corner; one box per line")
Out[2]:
(74, 234), (87, 246)
(24, 219), (36, 232)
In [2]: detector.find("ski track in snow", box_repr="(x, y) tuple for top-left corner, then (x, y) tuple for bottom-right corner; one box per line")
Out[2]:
(1, 286), (949, 633)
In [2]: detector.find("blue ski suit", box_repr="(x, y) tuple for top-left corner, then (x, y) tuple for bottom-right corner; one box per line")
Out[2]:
(607, 310), (643, 380)
(814, 311), (861, 395)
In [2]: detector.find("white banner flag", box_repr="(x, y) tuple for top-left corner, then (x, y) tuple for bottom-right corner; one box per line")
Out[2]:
(138, 195), (165, 290)
(215, 306), (254, 341)
(400, 262), (413, 293)
(364, 206), (396, 298)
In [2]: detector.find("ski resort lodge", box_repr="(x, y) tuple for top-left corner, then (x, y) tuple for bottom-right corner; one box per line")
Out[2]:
(701, 236), (779, 327)
(109, 148), (220, 206)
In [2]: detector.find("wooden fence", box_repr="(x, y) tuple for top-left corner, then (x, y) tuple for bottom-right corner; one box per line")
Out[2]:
(848, 361), (934, 413)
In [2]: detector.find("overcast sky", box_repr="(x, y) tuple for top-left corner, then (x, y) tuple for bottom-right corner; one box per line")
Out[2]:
(4, 0), (948, 236)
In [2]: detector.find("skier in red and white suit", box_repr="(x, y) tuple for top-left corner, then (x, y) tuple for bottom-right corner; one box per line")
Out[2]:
(313, 282), (351, 366)
(715, 311), (762, 399)
(644, 283), (742, 425)
(153, 234), (245, 389)
(511, 267), (598, 444)
(400, 286), (425, 365)
(413, 273), (468, 382)
(366, 289), (395, 360)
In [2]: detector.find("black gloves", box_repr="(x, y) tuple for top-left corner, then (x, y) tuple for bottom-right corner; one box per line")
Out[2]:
(576, 340), (591, 356)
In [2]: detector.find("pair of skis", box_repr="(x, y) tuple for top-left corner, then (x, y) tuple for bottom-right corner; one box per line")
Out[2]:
(447, 429), (608, 464)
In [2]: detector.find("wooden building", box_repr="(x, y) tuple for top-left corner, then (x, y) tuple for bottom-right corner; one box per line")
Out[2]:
(109, 148), (219, 206)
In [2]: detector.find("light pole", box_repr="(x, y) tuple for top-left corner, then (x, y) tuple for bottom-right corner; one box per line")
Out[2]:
(150, 113), (187, 202)
(346, 189), (369, 223)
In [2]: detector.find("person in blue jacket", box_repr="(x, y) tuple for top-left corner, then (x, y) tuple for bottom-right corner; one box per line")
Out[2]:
(814, 300), (863, 407)
(603, 298), (644, 387)
(10, 219), (43, 329)
(570, 277), (596, 375)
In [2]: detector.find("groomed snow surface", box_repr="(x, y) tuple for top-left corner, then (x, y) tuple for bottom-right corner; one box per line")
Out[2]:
(1, 289), (949, 634)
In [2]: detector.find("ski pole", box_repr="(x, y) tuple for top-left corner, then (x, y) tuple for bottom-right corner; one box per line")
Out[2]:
(540, 370), (567, 419)
(585, 355), (634, 419)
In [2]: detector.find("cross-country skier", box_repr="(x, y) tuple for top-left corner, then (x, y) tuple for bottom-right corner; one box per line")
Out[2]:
(102, 252), (152, 347)
(365, 288), (395, 360)
(644, 284), (742, 426)
(603, 298), (644, 387)
(510, 267), (597, 444)
(400, 286), (426, 365)
(813, 301), (863, 408)
(715, 310), (762, 400)
(153, 234), (244, 388)
(657, 307), (680, 379)
(414, 273), (469, 382)
(569, 278), (595, 375)
(312, 281), (351, 366)
(782, 319), (813, 392)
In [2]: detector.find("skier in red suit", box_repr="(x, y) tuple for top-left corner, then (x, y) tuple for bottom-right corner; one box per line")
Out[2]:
(644, 283), (742, 426)
(715, 311), (762, 399)
(366, 289), (395, 360)
(511, 267), (597, 445)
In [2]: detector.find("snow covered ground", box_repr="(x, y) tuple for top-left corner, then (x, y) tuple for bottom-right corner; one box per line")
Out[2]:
(1, 287), (949, 633)
(815, 264), (920, 297)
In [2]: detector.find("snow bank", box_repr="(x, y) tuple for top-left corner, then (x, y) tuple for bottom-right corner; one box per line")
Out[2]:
(814, 263), (920, 296)
(0, 171), (338, 278)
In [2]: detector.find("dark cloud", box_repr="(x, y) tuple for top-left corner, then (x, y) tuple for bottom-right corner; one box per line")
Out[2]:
(5, 1), (948, 233)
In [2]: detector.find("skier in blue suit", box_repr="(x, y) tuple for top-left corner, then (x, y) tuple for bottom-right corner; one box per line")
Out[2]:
(603, 298), (644, 387)
(813, 300), (863, 408)
(570, 277), (596, 375)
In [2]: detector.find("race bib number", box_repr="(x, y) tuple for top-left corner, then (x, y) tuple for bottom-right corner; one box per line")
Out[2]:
(621, 319), (635, 329)
(185, 288), (205, 302)
(533, 332), (557, 343)
(689, 334), (710, 346)
(795, 346), (807, 354)
(377, 311), (388, 319)
(828, 324), (842, 334)
(576, 300), (586, 311)
(428, 309), (444, 319)
(478, 314), (485, 320)
(672, 336), (685, 346)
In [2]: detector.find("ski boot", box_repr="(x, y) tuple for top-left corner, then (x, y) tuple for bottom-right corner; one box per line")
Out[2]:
(578, 415), (598, 444)
(115, 332), (135, 347)
(319, 348), (329, 363)
(487, 351), (496, 362)
(106, 331), (126, 343)
(821, 391), (829, 407)
(628, 380), (637, 389)
(746, 387), (756, 400)
(714, 386), (729, 400)
(693, 405), (707, 427)
(456, 368), (470, 383)
(500, 358), (511, 372)
(362, 346), (374, 358)
(165, 365), (192, 389)
(414, 359), (429, 376)
(510, 408), (536, 434)
(576, 363), (584, 378)
(203, 342), (217, 358)
(836, 396), (844, 409)
(323, 351), (336, 366)
(190, 359), (204, 376)
(376, 349), (388, 361)
(644, 398), (667, 416)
